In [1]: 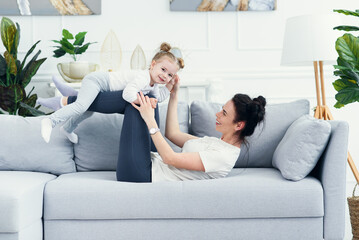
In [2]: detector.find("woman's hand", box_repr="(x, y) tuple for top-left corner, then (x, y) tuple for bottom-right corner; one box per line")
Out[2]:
(131, 92), (155, 124)
(171, 75), (181, 94)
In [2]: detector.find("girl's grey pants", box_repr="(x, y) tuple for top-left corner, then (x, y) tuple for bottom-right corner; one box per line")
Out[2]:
(50, 72), (110, 133)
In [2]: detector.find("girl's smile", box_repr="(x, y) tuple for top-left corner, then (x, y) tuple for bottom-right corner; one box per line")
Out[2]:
(150, 57), (178, 85)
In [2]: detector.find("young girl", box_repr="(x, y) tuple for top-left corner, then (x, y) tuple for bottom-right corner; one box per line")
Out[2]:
(41, 42), (184, 143)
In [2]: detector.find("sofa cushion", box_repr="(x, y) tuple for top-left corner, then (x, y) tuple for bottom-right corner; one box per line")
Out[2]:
(74, 102), (189, 171)
(74, 113), (123, 171)
(190, 99), (310, 167)
(272, 115), (331, 181)
(44, 169), (323, 220)
(0, 171), (56, 232)
(0, 115), (76, 175)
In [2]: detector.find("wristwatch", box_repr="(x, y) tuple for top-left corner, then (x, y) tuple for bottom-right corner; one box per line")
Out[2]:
(149, 127), (161, 135)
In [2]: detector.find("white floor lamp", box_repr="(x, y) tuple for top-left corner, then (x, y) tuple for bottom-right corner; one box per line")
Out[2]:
(281, 14), (359, 183)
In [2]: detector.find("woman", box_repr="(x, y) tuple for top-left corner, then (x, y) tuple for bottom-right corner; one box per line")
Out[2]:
(60, 77), (266, 182)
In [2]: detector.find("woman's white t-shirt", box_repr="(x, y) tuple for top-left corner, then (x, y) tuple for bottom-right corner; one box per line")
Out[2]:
(151, 136), (241, 182)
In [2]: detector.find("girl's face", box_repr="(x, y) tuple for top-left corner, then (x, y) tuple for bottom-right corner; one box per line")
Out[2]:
(149, 57), (178, 85)
(215, 100), (244, 135)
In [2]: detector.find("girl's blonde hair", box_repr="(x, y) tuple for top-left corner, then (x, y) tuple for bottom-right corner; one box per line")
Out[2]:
(152, 42), (185, 69)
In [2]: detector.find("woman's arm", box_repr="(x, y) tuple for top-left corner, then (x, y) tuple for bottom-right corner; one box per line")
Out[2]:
(165, 76), (198, 148)
(131, 92), (204, 172)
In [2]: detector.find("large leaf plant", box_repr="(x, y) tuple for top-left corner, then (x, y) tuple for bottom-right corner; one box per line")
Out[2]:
(0, 17), (46, 116)
(333, 9), (359, 108)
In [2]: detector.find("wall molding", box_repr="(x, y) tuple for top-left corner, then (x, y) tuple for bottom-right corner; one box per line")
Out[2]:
(32, 67), (335, 83)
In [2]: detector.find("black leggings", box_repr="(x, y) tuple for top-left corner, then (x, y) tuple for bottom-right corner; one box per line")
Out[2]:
(68, 91), (159, 182)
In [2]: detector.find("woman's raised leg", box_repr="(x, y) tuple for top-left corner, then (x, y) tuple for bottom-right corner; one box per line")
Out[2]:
(115, 103), (160, 182)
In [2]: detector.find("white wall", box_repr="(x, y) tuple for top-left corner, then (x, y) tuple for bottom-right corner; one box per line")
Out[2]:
(1, 0), (358, 182)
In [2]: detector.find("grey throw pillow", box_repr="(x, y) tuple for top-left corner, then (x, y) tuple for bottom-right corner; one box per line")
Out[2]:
(272, 115), (331, 181)
(190, 101), (222, 138)
(190, 99), (310, 168)
(74, 113), (123, 171)
(0, 115), (75, 175)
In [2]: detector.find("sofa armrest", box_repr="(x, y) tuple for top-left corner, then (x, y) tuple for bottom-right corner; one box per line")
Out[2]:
(312, 120), (349, 240)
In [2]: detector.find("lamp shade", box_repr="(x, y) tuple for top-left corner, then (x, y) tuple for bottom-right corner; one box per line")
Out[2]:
(281, 14), (342, 66)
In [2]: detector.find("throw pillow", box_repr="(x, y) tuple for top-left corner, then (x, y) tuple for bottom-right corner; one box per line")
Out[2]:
(272, 114), (331, 181)
(0, 115), (76, 175)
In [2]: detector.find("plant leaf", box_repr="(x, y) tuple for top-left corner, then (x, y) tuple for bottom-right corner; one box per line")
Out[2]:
(10, 22), (20, 56)
(60, 38), (75, 53)
(19, 101), (45, 117)
(18, 49), (41, 85)
(0, 54), (6, 76)
(335, 34), (359, 67)
(21, 57), (46, 88)
(74, 31), (86, 46)
(4, 51), (17, 75)
(334, 9), (359, 17)
(333, 79), (358, 91)
(335, 87), (359, 105)
(1, 17), (17, 54)
(62, 29), (74, 39)
(333, 65), (351, 71)
(334, 102), (345, 109)
(75, 42), (91, 55)
(19, 40), (40, 73)
(53, 48), (66, 58)
(334, 25), (359, 31)
(0, 84), (25, 113)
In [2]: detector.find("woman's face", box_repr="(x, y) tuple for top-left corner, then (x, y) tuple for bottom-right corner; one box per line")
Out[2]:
(149, 57), (178, 85)
(215, 100), (242, 135)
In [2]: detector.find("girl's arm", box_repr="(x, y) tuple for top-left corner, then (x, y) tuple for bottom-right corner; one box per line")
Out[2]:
(165, 76), (198, 148)
(131, 92), (204, 172)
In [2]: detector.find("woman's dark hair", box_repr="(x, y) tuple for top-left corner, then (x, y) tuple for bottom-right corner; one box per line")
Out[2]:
(232, 94), (266, 143)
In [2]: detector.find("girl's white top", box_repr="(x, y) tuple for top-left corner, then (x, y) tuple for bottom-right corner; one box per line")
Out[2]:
(151, 136), (241, 182)
(108, 70), (170, 103)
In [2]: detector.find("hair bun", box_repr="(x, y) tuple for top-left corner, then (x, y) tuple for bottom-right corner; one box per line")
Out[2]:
(253, 96), (266, 108)
(251, 96), (266, 122)
(160, 42), (171, 52)
(177, 57), (185, 69)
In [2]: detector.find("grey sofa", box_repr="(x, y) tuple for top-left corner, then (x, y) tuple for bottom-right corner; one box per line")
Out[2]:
(0, 99), (348, 240)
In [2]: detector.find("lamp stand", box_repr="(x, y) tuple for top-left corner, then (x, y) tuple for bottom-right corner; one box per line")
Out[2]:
(313, 61), (359, 183)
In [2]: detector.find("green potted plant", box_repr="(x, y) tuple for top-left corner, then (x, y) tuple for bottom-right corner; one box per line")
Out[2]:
(52, 29), (98, 82)
(333, 9), (359, 238)
(0, 17), (46, 116)
(333, 9), (359, 108)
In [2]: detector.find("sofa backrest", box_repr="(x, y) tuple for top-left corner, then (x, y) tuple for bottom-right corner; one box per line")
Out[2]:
(74, 101), (190, 171)
(189, 99), (310, 168)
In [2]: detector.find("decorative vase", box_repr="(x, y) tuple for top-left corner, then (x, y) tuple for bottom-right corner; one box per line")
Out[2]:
(57, 61), (100, 82)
